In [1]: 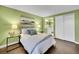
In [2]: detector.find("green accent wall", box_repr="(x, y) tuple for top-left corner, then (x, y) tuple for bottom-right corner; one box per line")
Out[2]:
(0, 6), (42, 46)
(75, 10), (79, 42)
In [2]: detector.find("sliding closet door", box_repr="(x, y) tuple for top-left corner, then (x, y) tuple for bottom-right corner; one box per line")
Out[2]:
(55, 15), (64, 39)
(64, 13), (75, 42)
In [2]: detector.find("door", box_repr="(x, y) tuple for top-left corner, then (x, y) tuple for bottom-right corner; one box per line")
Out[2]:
(55, 15), (64, 39)
(64, 13), (75, 42)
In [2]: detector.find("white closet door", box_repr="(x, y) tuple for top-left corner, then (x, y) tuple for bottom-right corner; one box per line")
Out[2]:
(55, 15), (64, 39)
(64, 13), (75, 42)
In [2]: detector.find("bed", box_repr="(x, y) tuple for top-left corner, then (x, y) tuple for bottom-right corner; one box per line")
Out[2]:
(20, 32), (56, 54)
(20, 20), (56, 54)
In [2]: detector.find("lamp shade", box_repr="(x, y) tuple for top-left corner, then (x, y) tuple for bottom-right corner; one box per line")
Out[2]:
(12, 24), (17, 29)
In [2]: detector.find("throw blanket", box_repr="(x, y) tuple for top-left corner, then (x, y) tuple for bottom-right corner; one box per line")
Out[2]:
(30, 35), (52, 53)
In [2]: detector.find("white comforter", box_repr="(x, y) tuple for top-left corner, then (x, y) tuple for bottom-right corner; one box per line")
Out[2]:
(20, 33), (56, 54)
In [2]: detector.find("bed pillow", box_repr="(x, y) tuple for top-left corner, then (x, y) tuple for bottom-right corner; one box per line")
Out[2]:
(22, 28), (28, 34)
(21, 28), (37, 35)
(27, 29), (37, 35)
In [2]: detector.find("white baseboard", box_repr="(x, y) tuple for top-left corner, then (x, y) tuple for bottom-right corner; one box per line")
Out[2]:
(55, 38), (79, 44)
(74, 41), (79, 44)
(0, 41), (19, 49)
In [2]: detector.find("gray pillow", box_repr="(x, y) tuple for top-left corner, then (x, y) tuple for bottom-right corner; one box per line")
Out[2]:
(27, 29), (37, 35)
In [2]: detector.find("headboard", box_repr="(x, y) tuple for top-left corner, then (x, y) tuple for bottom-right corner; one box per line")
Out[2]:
(20, 17), (36, 34)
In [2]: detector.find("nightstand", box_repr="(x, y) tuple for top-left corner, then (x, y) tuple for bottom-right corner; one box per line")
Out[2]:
(6, 35), (21, 52)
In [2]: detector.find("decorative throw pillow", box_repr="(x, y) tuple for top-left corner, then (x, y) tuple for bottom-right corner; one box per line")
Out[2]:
(27, 29), (37, 35)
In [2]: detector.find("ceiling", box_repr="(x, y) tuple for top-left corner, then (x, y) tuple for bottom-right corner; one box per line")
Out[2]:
(5, 5), (79, 17)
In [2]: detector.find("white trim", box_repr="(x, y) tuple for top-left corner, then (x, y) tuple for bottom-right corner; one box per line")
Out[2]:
(0, 41), (19, 49)
(74, 41), (79, 44)
(55, 38), (79, 44)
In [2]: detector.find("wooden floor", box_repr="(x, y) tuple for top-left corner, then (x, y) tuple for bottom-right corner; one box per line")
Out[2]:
(0, 39), (79, 54)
